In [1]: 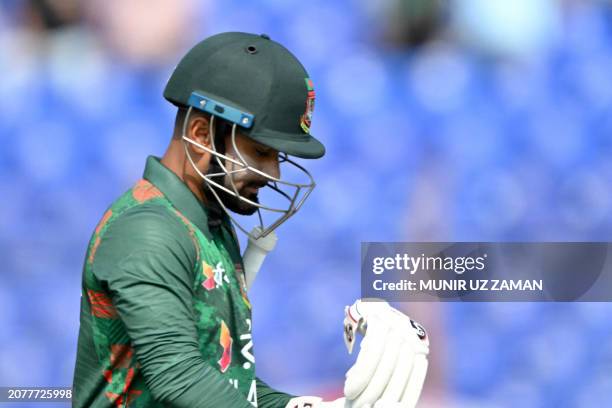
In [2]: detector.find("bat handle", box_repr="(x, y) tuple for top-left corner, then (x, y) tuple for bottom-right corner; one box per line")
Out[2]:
(242, 227), (278, 291)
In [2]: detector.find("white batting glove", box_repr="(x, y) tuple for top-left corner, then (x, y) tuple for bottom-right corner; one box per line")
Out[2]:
(342, 299), (429, 408)
(285, 299), (429, 408)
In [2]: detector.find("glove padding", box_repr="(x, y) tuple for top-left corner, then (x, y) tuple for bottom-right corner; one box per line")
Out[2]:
(342, 299), (429, 408)
(286, 299), (429, 408)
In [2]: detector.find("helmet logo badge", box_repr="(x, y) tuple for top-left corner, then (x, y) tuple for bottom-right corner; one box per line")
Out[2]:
(300, 78), (315, 134)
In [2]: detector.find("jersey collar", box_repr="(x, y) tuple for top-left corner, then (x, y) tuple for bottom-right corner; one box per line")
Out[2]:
(143, 155), (213, 240)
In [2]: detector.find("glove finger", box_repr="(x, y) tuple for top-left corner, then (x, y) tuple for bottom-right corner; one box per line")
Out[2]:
(380, 340), (415, 402)
(344, 319), (389, 400)
(350, 331), (402, 408)
(400, 354), (428, 408)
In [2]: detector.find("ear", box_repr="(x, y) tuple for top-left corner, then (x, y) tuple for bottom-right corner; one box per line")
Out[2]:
(186, 115), (212, 154)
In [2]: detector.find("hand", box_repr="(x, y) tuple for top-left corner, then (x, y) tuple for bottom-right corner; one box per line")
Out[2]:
(342, 299), (429, 408)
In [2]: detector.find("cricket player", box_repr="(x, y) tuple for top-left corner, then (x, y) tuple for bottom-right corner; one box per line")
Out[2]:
(72, 32), (429, 408)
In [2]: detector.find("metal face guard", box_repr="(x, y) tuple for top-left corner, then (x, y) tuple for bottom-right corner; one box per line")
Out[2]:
(181, 106), (316, 239)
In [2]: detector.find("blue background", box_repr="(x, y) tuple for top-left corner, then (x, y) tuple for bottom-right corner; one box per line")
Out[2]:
(0, 0), (611, 407)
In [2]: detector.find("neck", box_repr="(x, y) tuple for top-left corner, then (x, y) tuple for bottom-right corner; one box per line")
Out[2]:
(161, 137), (209, 205)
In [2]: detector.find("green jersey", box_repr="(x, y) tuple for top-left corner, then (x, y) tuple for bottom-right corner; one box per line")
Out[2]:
(73, 156), (293, 408)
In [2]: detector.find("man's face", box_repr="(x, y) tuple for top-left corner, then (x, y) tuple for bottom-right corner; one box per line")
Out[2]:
(207, 131), (280, 215)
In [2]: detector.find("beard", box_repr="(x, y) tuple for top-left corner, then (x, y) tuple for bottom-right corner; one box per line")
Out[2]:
(204, 173), (261, 216)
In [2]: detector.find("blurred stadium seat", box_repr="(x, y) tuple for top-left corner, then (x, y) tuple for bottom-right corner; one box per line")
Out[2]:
(0, 0), (611, 406)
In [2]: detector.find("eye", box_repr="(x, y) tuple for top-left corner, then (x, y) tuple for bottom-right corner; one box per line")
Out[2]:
(255, 148), (269, 157)
(253, 145), (279, 159)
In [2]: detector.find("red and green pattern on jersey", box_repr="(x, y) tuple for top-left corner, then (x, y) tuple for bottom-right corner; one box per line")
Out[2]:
(81, 179), (256, 407)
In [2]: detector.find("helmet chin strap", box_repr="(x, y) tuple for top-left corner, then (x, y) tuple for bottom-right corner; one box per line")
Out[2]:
(180, 106), (316, 240)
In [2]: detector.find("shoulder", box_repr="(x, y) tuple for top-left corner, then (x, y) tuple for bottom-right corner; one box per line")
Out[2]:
(92, 202), (198, 281)
(110, 202), (185, 238)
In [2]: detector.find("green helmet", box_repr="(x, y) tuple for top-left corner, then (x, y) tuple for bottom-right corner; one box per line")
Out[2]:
(166, 32), (323, 239)
(164, 31), (325, 159)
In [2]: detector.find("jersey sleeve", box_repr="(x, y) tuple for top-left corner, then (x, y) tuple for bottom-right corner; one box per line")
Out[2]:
(255, 377), (295, 408)
(92, 204), (253, 408)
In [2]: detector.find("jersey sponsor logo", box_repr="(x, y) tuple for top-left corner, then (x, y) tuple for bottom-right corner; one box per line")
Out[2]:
(247, 379), (258, 407)
(227, 378), (257, 407)
(240, 319), (255, 370)
(202, 262), (229, 291)
(214, 262), (230, 287)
